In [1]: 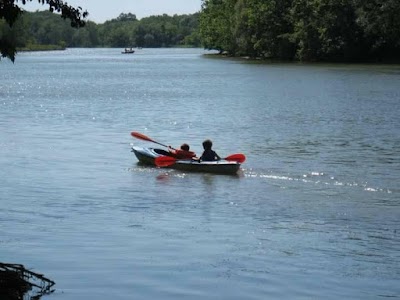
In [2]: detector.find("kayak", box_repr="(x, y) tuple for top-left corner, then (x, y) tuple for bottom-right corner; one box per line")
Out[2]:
(131, 146), (241, 175)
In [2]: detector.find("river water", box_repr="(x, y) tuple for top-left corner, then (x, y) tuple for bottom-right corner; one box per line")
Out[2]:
(1, 48), (399, 299)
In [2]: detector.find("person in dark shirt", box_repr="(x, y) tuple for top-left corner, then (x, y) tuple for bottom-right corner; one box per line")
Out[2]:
(199, 139), (221, 161)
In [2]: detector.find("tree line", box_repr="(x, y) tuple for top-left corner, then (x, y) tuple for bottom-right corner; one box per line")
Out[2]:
(0, 10), (200, 52)
(199, 0), (400, 62)
(2, 0), (400, 62)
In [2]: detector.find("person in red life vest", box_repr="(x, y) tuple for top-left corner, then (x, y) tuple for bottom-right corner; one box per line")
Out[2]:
(168, 143), (196, 159)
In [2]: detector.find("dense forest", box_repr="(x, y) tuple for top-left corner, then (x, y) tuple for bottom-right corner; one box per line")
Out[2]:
(0, 10), (200, 50)
(1, 0), (400, 62)
(199, 0), (400, 62)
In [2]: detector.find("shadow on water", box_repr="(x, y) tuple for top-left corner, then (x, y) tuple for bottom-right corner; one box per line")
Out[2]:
(154, 169), (243, 183)
(0, 263), (54, 300)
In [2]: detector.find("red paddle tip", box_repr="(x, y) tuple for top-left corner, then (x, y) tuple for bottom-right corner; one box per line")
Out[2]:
(131, 131), (154, 142)
(155, 156), (177, 167)
(131, 131), (141, 137)
(224, 153), (246, 163)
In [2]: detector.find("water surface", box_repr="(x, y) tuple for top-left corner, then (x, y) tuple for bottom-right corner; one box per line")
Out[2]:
(1, 48), (399, 299)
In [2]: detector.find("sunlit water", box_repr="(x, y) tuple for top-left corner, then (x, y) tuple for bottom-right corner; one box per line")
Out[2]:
(1, 48), (399, 299)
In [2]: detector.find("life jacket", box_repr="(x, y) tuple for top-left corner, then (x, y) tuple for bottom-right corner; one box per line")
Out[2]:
(171, 149), (196, 159)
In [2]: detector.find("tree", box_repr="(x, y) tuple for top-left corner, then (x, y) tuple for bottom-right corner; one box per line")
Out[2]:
(115, 12), (137, 22)
(232, 0), (294, 58)
(0, 0), (88, 62)
(354, 0), (400, 60)
(199, 0), (236, 54)
(290, 0), (362, 61)
(198, 0), (400, 61)
(1, 9), (201, 51)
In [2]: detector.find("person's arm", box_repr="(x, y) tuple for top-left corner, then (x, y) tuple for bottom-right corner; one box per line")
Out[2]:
(197, 151), (205, 162)
(215, 151), (221, 160)
(168, 146), (177, 156)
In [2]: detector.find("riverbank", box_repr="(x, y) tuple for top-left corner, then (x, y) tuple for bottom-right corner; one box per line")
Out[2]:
(17, 44), (65, 52)
(203, 52), (400, 64)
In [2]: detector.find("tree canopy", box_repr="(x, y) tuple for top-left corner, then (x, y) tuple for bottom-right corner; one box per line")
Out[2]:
(199, 0), (400, 62)
(2, 0), (399, 62)
(0, 10), (200, 53)
(0, 0), (88, 61)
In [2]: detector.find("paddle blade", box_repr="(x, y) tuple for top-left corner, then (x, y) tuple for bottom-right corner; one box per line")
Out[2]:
(224, 153), (246, 163)
(131, 131), (155, 142)
(155, 156), (177, 167)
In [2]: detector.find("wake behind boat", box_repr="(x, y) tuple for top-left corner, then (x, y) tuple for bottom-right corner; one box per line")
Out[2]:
(131, 146), (241, 175)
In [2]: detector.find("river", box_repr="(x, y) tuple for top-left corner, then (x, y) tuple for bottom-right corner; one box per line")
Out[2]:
(1, 48), (399, 299)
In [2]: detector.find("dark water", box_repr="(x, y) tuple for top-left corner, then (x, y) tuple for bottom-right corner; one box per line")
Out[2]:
(1, 48), (399, 299)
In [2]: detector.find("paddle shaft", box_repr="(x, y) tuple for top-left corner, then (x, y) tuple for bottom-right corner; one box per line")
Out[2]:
(155, 153), (245, 167)
(131, 131), (176, 150)
(150, 140), (169, 148)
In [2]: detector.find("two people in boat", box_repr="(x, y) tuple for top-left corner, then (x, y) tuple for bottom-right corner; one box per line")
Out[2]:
(169, 139), (221, 161)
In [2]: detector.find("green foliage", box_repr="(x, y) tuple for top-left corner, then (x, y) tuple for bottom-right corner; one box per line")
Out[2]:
(19, 43), (66, 51)
(128, 13), (200, 47)
(0, 10), (201, 60)
(290, 0), (362, 61)
(353, 0), (400, 59)
(199, 0), (400, 62)
(0, 0), (88, 61)
(200, 0), (235, 53)
(4, 0), (399, 62)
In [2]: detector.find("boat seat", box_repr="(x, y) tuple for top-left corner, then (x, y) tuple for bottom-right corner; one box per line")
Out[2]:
(153, 149), (171, 156)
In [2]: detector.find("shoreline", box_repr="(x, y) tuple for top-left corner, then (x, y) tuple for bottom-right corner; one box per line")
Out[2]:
(203, 52), (400, 65)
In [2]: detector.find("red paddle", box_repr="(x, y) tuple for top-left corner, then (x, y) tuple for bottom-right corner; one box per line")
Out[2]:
(224, 153), (246, 163)
(131, 131), (175, 149)
(155, 156), (179, 167)
(155, 153), (246, 167)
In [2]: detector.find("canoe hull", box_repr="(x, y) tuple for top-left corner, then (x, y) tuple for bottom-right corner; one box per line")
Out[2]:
(131, 147), (169, 165)
(169, 159), (241, 174)
(132, 147), (241, 175)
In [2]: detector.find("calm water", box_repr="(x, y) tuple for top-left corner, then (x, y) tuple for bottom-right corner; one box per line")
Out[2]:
(1, 48), (399, 299)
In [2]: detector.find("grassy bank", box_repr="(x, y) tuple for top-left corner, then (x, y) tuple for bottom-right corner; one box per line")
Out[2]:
(17, 44), (66, 52)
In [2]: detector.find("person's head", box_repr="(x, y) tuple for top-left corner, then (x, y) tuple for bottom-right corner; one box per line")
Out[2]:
(202, 139), (213, 150)
(180, 143), (190, 151)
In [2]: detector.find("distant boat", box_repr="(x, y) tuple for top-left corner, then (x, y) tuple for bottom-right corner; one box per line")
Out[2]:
(122, 48), (135, 54)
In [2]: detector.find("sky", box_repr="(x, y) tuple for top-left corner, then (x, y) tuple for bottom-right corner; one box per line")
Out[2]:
(24, 0), (202, 23)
